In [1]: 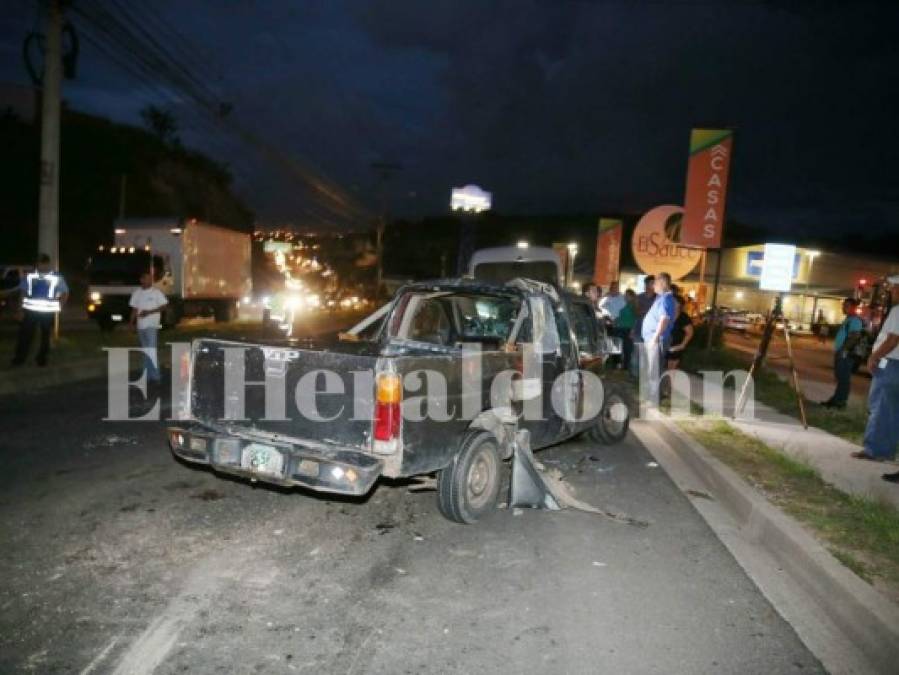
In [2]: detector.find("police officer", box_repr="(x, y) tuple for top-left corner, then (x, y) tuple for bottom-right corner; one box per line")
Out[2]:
(10, 254), (69, 367)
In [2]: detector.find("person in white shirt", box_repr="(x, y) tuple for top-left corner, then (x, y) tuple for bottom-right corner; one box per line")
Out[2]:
(852, 275), (899, 481)
(129, 272), (168, 383)
(598, 280), (627, 321)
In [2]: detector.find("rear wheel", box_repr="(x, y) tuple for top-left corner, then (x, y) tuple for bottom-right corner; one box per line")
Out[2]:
(586, 383), (631, 445)
(437, 431), (501, 524)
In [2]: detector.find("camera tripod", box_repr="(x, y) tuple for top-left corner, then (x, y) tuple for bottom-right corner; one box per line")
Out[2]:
(734, 294), (808, 428)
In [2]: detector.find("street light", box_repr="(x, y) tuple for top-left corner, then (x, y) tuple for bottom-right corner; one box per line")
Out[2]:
(517, 240), (529, 249)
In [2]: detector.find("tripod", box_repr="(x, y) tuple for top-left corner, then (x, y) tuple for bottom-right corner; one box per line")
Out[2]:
(734, 294), (808, 428)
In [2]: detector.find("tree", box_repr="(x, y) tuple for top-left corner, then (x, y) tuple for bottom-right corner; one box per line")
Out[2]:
(140, 105), (179, 146)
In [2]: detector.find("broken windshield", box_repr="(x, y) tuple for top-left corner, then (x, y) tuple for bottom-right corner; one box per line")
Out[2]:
(387, 290), (523, 348)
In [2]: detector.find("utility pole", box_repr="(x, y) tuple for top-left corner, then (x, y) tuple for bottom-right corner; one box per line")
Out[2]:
(38, 0), (64, 269)
(706, 247), (723, 350)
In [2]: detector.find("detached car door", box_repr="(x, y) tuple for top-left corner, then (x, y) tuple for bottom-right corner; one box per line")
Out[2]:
(520, 295), (578, 448)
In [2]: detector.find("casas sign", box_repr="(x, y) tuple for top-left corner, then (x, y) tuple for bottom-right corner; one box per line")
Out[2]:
(631, 205), (702, 280)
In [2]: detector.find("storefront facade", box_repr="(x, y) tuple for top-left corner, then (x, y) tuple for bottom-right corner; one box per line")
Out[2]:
(613, 244), (897, 329)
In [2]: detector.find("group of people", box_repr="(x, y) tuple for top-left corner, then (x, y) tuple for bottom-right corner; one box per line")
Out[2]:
(583, 272), (695, 402)
(826, 277), (899, 484)
(6, 254), (167, 384)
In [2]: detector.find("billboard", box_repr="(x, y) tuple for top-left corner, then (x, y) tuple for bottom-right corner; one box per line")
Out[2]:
(759, 244), (797, 292)
(745, 250), (800, 280)
(593, 218), (622, 287)
(681, 129), (733, 249)
(450, 184), (492, 213)
(631, 205), (702, 280)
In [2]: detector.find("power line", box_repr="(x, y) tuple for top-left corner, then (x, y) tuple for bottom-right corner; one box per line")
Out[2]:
(70, 0), (372, 226)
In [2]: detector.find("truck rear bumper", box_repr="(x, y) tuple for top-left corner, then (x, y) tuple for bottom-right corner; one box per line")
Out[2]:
(167, 423), (382, 496)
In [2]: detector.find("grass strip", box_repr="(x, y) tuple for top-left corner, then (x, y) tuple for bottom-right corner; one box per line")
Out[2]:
(686, 346), (867, 445)
(680, 419), (899, 599)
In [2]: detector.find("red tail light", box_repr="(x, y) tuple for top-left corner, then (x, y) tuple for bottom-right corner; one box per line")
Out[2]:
(373, 373), (401, 444)
(374, 401), (400, 441)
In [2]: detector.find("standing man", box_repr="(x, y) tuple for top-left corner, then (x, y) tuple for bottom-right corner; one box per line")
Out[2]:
(633, 275), (656, 342)
(853, 276), (899, 480)
(129, 271), (168, 384)
(631, 275), (656, 375)
(598, 280), (626, 323)
(10, 254), (68, 367)
(822, 297), (863, 409)
(640, 272), (676, 404)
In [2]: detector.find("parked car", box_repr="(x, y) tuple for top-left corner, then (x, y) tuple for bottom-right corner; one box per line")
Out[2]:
(168, 278), (630, 524)
(723, 311), (751, 333)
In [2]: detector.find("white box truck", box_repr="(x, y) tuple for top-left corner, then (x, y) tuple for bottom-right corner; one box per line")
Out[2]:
(86, 218), (251, 329)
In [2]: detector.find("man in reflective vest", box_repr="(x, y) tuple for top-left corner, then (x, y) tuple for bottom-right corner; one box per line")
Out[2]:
(11, 254), (69, 367)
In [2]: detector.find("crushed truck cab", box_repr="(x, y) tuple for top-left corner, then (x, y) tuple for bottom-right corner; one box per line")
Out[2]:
(168, 278), (629, 523)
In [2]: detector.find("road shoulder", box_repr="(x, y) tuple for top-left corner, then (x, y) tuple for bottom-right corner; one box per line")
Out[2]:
(631, 416), (899, 675)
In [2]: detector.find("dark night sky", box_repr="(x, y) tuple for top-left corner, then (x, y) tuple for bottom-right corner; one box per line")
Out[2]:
(2, 0), (899, 238)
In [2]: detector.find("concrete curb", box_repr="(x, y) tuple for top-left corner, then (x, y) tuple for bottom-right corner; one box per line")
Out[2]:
(632, 415), (899, 675)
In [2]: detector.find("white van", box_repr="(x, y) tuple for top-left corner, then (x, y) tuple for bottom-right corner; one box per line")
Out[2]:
(467, 246), (563, 287)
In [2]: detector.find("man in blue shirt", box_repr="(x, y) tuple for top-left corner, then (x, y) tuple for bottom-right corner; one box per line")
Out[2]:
(822, 297), (863, 409)
(641, 272), (676, 403)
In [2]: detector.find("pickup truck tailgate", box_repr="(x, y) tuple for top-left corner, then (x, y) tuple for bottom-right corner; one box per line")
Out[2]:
(190, 338), (378, 451)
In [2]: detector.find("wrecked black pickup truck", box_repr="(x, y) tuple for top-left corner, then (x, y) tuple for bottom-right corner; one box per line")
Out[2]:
(168, 278), (632, 523)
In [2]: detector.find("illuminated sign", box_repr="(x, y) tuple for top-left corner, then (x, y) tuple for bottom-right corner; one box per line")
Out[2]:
(745, 250), (800, 279)
(631, 205), (702, 280)
(758, 244), (797, 292)
(451, 184), (492, 213)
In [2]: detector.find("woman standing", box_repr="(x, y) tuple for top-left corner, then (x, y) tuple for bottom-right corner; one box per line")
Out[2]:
(666, 295), (694, 370)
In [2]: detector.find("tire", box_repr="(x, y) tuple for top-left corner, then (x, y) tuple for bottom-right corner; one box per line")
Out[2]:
(588, 383), (631, 445)
(437, 431), (502, 524)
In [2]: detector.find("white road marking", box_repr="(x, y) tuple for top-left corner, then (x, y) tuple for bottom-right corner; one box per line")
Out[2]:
(110, 549), (275, 675)
(79, 635), (121, 675)
(110, 556), (236, 675)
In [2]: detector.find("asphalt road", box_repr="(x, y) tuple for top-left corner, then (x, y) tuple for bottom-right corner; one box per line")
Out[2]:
(0, 380), (823, 674)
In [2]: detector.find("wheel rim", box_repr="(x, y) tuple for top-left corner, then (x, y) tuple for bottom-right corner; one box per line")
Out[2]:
(602, 394), (629, 437)
(466, 445), (497, 510)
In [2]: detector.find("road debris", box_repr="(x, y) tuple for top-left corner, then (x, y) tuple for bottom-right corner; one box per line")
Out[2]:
(83, 434), (138, 449)
(513, 442), (650, 527)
